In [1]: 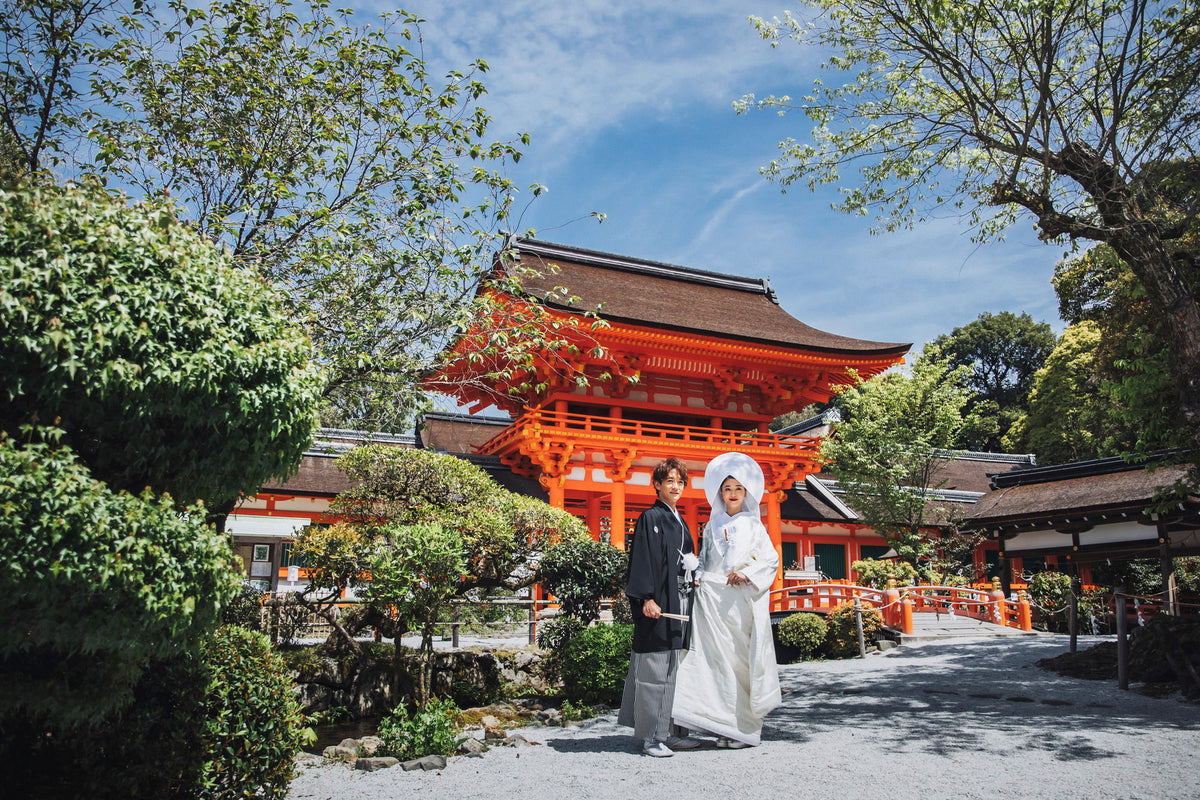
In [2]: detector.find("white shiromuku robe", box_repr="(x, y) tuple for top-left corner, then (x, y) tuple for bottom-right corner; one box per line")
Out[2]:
(672, 511), (781, 745)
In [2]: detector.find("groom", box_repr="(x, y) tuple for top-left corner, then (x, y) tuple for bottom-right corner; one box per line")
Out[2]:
(616, 456), (701, 757)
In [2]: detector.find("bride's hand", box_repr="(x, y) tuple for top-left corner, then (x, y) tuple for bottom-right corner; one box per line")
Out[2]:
(726, 571), (748, 586)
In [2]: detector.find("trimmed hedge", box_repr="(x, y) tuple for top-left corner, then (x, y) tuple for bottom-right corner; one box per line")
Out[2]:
(560, 623), (633, 705)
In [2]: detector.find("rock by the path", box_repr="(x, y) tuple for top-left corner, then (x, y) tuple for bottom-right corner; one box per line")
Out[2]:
(458, 737), (488, 756)
(355, 757), (399, 772)
(400, 755), (447, 771)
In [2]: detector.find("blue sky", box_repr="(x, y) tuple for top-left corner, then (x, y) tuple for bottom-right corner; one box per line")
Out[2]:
(378, 0), (1066, 356)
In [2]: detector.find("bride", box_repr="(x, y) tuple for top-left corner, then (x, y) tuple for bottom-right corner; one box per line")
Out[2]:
(672, 451), (781, 748)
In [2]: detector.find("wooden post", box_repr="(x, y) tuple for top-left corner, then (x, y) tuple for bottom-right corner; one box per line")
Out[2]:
(900, 593), (914, 636)
(1115, 589), (1129, 691)
(1017, 591), (1032, 632)
(528, 590), (538, 645)
(451, 605), (460, 649)
(853, 597), (867, 658)
(1067, 587), (1078, 654)
(883, 578), (900, 630)
(1160, 540), (1179, 617)
(989, 577), (1006, 626)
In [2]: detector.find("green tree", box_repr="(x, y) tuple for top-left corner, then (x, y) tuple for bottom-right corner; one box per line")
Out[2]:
(0, 180), (321, 509)
(820, 357), (974, 578)
(743, 1), (1200, 478)
(1004, 321), (1135, 463)
(0, 440), (236, 730)
(926, 311), (1056, 450)
(0, 179), (319, 797)
(366, 522), (468, 706)
(1052, 242), (1185, 459)
(293, 447), (589, 703)
(1, 0), (589, 430)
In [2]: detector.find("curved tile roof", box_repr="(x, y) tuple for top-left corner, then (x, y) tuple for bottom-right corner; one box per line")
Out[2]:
(505, 238), (910, 357)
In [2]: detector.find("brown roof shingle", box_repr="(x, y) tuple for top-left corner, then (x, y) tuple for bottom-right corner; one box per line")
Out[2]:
(508, 238), (910, 357)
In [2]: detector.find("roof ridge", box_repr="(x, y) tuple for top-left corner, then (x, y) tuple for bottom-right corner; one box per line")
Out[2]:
(510, 236), (776, 301)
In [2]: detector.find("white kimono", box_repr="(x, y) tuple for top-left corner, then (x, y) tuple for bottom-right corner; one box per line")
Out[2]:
(672, 510), (781, 745)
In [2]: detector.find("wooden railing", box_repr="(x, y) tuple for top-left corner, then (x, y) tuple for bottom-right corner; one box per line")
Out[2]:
(478, 407), (822, 457)
(770, 582), (1034, 635)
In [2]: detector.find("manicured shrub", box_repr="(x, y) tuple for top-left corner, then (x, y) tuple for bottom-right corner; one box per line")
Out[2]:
(376, 698), (464, 761)
(0, 179), (321, 507)
(559, 622), (633, 705)
(0, 440), (236, 730)
(198, 625), (306, 799)
(538, 538), (628, 623)
(537, 615), (586, 683)
(777, 612), (827, 661)
(824, 601), (885, 659)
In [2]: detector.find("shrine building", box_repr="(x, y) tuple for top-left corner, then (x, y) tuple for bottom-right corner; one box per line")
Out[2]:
(425, 237), (912, 593)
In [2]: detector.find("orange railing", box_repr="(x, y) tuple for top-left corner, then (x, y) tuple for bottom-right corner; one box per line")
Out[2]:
(477, 407), (822, 459)
(770, 582), (1033, 635)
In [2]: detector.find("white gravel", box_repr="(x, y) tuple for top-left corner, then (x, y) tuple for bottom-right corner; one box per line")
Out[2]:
(287, 635), (1200, 800)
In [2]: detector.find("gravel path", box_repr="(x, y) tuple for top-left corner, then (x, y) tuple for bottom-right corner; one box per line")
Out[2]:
(287, 635), (1200, 800)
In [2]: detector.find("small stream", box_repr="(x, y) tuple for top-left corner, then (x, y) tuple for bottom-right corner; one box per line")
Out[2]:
(308, 716), (381, 754)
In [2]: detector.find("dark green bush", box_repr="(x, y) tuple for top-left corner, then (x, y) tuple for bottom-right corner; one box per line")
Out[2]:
(198, 625), (306, 799)
(223, 583), (267, 631)
(777, 612), (826, 661)
(559, 623), (633, 705)
(824, 601), (885, 659)
(0, 439), (236, 729)
(376, 698), (464, 761)
(538, 538), (628, 623)
(1027, 571), (1072, 632)
(0, 180), (320, 507)
(537, 615), (586, 684)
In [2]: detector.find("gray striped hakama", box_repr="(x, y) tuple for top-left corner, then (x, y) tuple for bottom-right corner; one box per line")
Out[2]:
(617, 649), (679, 741)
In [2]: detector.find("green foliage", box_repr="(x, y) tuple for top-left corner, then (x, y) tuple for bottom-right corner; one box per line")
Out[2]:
(558, 623), (633, 705)
(558, 699), (596, 721)
(222, 583), (268, 631)
(1027, 572), (1073, 632)
(375, 698), (465, 761)
(851, 558), (918, 589)
(821, 357), (973, 571)
(368, 523), (468, 624)
(926, 311), (1056, 450)
(198, 625), (305, 800)
(536, 615), (586, 684)
(1004, 322), (1134, 464)
(316, 448), (586, 703)
(741, 1), (1200, 485)
(776, 612), (827, 661)
(538, 537), (628, 623)
(0, 179), (320, 506)
(0, 0), (590, 431)
(332, 447), (588, 595)
(0, 438), (237, 729)
(824, 602), (885, 660)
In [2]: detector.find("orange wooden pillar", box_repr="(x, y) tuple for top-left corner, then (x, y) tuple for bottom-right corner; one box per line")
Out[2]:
(546, 475), (565, 509)
(766, 490), (784, 593)
(610, 481), (627, 550)
(586, 494), (601, 543)
(684, 501), (700, 551)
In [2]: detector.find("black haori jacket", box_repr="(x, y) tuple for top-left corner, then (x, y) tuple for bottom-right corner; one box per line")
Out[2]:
(626, 500), (695, 653)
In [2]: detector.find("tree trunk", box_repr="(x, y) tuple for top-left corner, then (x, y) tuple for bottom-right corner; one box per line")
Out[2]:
(1109, 230), (1200, 458)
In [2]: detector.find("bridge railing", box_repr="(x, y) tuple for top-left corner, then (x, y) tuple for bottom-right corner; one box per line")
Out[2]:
(770, 581), (1033, 634)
